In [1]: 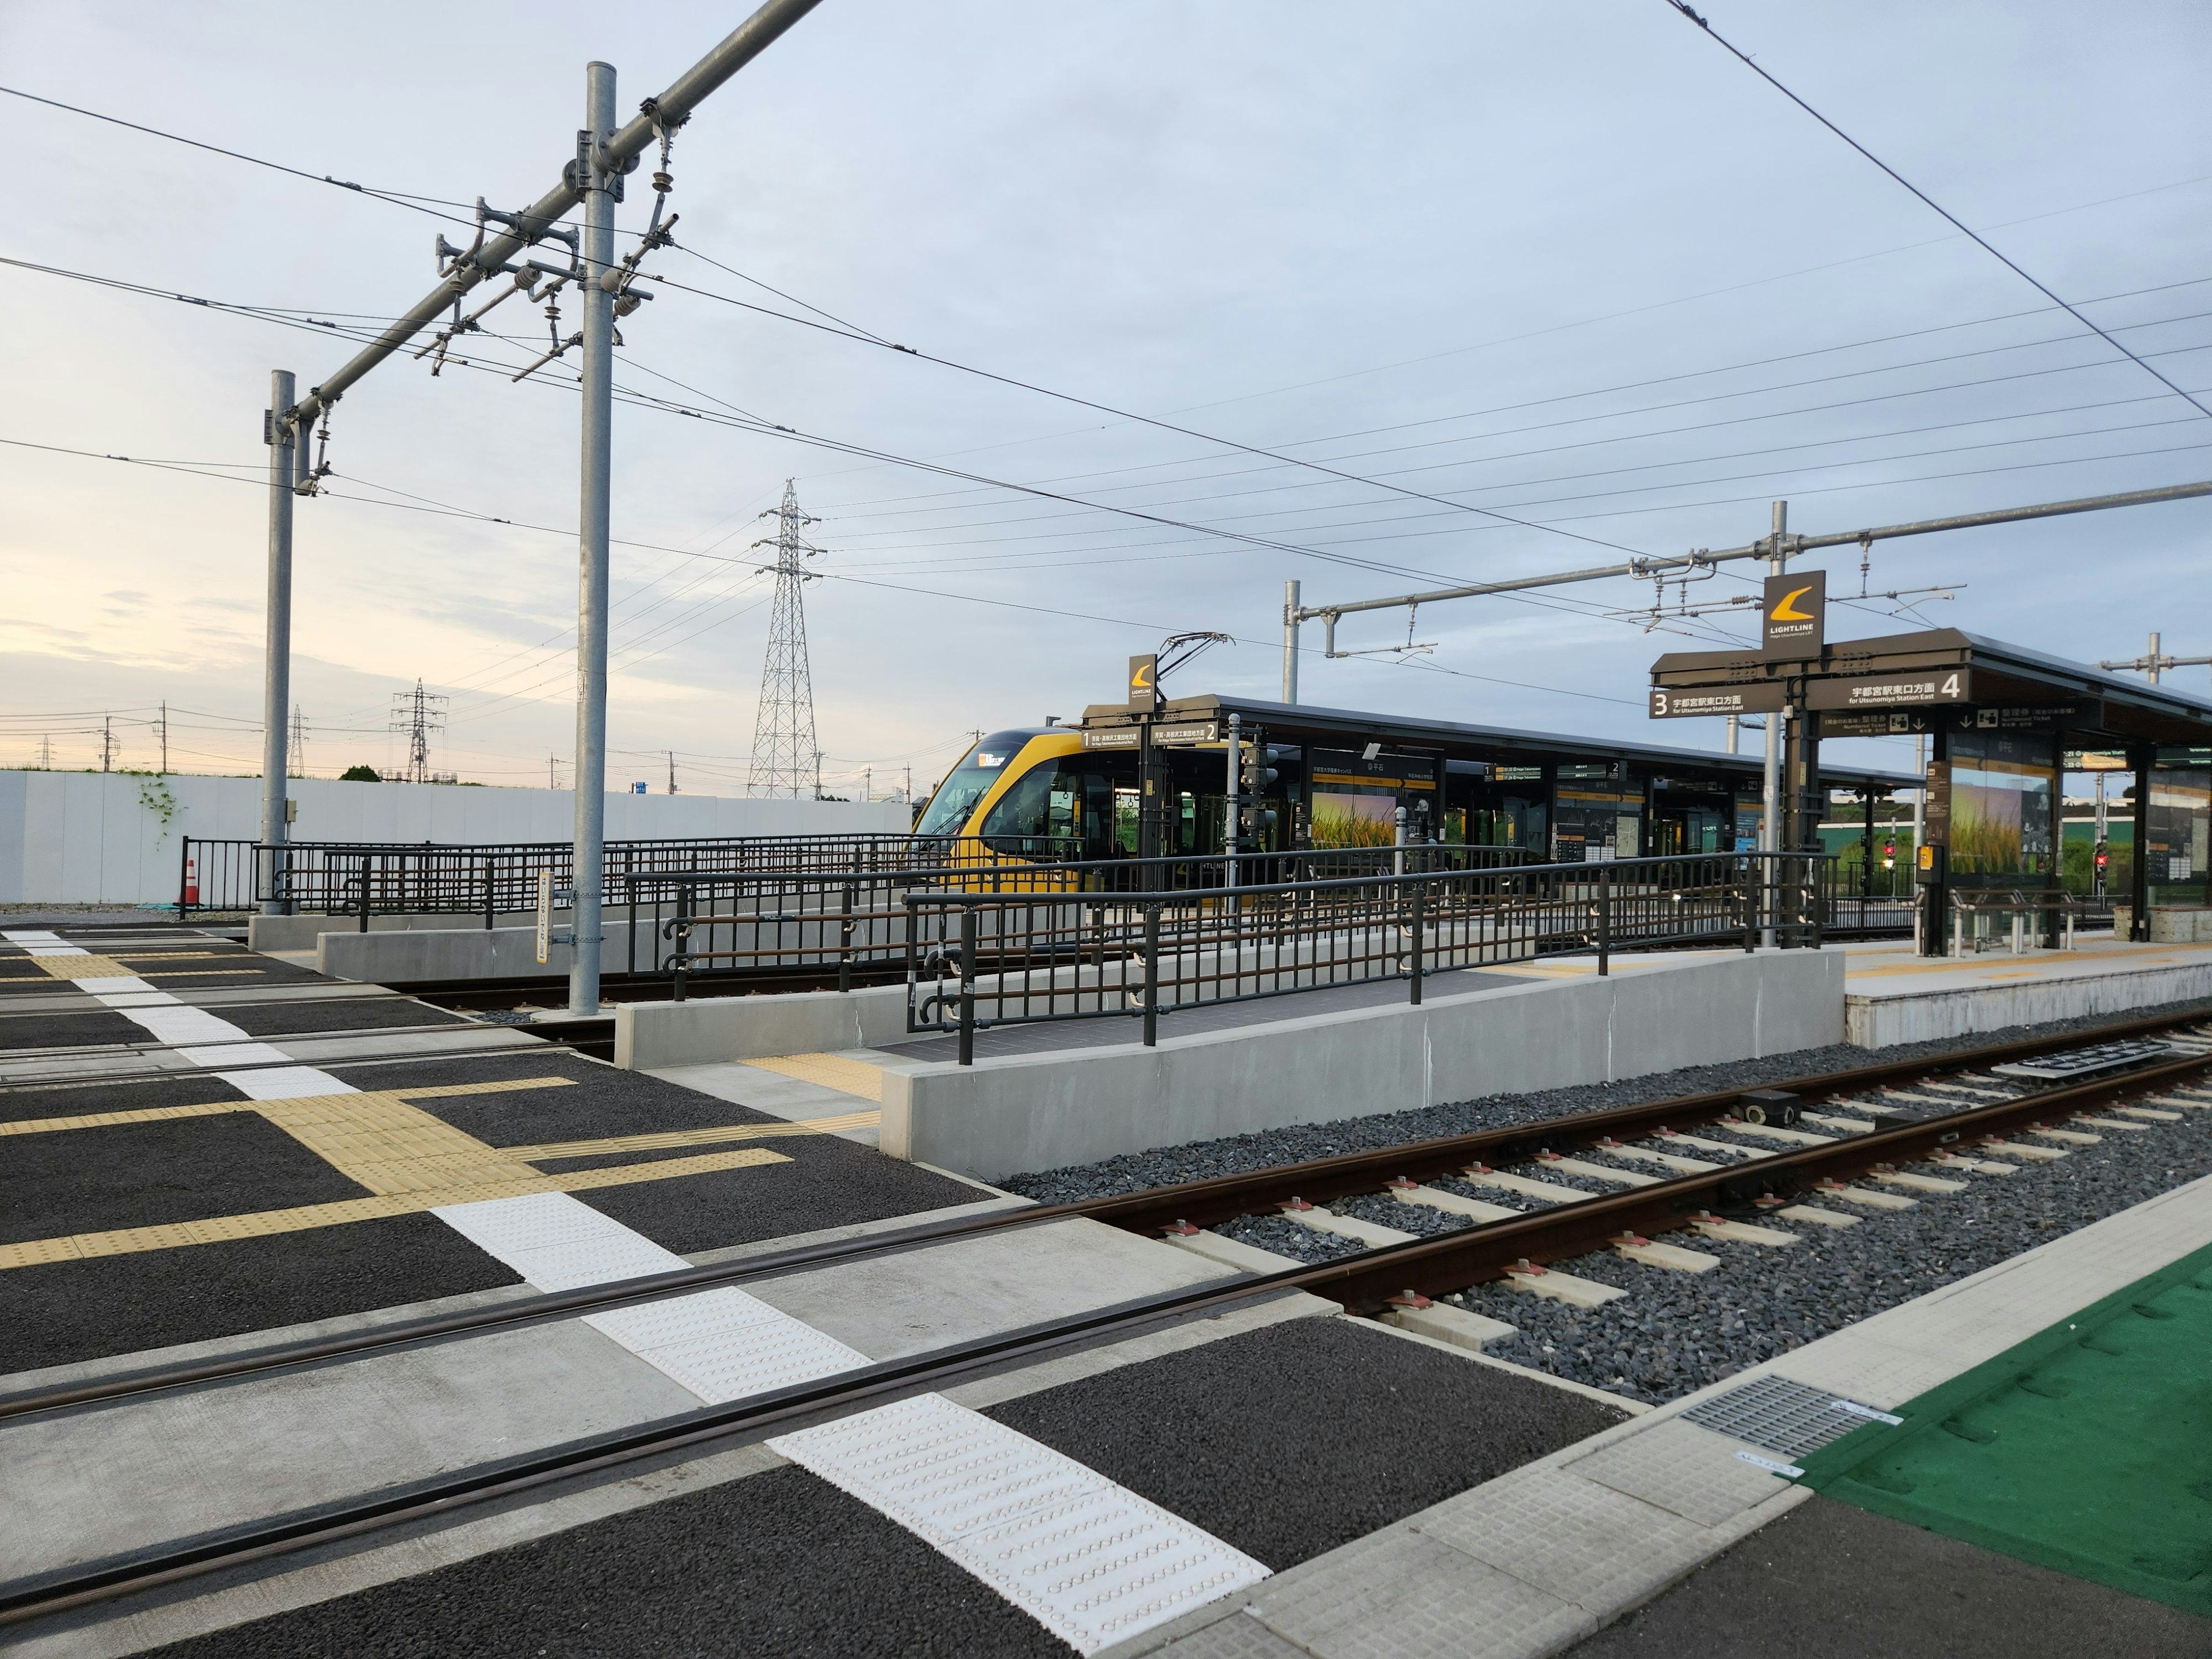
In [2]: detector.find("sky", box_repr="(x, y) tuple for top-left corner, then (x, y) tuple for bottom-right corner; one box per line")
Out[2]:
(2, 0), (2207, 801)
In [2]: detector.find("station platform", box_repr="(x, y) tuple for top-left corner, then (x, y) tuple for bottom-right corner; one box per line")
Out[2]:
(1842, 933), (2212, 1047)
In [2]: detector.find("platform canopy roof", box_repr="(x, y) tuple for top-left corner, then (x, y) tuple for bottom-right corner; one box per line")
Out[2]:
(1649, 628), (2212, 749)
(1079, 692), (1918, 792)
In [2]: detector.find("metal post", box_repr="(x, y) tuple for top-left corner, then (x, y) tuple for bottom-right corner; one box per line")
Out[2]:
(1759, 500), (1786, 947)
(2147, 630), (2162, 685)
(1393, 804), (1407, 877)
(568, 60), (618, 1017)
(1225, 710), (1241, 891)
(484, 857), (496, 931)
(2093, 770), (2108, 903)
(1409, 876), (1425, 1005)
(957, 906), (977, 1066)
(1142, 904), (1161, 1048)
(2130, 747), (2152, 940)
(1726, 713), (1738, 755)
(1597, 862), (1611, 977)
(672, 881), (694, 1002)
(838, 880), (854, 994)
(260, 370), (297, 917)
(1282, 579), (1300, 704)
(1861, 788), (1874, 902)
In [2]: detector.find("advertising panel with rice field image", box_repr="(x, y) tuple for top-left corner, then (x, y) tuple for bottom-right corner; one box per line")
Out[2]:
(1312, 791), (1399, 849)
(1950, 761), (2054, 878)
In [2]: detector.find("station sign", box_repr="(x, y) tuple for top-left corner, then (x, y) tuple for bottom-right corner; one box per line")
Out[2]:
(1082, 721), (1219, 749)
(1819, 709), (1933, 738)
(1950, 703), (2082, 733)
(1805, 669), (1970, 711)
(1647, 684), (1786, 719)
(1760, 570), (1825, 660)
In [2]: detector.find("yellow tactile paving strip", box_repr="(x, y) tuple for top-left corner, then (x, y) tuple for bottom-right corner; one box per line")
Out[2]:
(743, 1052), (887, 1101)
(499, 1108), (881, 1163)
(1846, 945), (2209, 982)
(0, 1075), (811, 1271)
(0, 1149), (792, 1270)
(24, 956), (139, 978)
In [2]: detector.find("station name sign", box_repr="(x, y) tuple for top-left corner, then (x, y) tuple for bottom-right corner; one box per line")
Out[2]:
(1647, 684), (1786, 719)
(1082, 721), (1220, 749)
(1805, 669), (1970, 711)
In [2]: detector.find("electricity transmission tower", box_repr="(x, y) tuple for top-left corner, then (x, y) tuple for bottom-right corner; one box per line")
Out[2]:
(389, 680), (449, 785)
(288, 704), (308, 778)
(747, 480), (824, 798)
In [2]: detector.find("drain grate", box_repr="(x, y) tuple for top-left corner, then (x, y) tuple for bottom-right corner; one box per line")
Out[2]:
(1681, 1374), (1897, 1460)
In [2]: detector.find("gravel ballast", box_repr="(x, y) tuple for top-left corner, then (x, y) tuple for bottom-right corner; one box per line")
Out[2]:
(998, 993), (2212, 1205)
(997, 993), (2212, 1407)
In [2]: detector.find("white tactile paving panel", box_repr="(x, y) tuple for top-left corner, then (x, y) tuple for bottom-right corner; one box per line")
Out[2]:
(584, 1286), (872, 1403)
(118, 1004), (256, 1046)
(176, 1041), (297, 1069)
(3, 930), (77, 949)
(431, 1191), (692, 1291)
(770, 1391), (1271, 1656)
(218, 1065), (354, 1101)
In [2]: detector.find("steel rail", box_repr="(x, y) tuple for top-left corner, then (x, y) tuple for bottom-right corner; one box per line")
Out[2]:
(5, 1005), (2203, 1425)
(6, 1036), (2209, 1632)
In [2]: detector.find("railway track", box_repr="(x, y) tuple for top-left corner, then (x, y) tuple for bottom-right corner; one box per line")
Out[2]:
(5, 1005), (2210, 1628)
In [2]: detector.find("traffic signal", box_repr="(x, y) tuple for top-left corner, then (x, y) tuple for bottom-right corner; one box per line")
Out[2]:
(1882, 836), (1895, 870)
(2096, 845), (2109, 870)
(1237, 741), (1280, 843)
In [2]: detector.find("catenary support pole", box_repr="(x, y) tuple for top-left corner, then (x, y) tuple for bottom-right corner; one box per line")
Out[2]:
(260, 370), (297, 916)
(1760, 500), (1785, 946)
(569, 62), (618, 1017)
(1282, 579), (1300, 704)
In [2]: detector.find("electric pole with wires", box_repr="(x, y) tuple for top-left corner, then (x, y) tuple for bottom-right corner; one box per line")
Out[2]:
(747, 479), (824, 798)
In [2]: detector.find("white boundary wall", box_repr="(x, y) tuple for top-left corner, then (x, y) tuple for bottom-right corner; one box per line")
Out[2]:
(0, 770), (910, 906)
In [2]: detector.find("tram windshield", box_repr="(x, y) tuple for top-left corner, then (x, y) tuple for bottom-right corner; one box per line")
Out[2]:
(915, 732), (1033, 837)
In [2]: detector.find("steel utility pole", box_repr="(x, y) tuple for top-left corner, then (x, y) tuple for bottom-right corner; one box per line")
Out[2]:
(260, 0), (827, 1013)
(2100, 630), (2212, 685)
(569, 59), (619, 1016)
(1282, 579), (1300, 703)
(1759, 502), (1785, 946)
(260, 370), (298, 914)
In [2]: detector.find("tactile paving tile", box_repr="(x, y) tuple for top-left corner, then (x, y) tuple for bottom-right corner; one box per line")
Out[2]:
(744, 1052), (887, 1101)
(1678, 1373), (1892, 1461)
(770, 1392), (1270, 1656)
(431, 1190), (691, 1291)
(585, 1286), (871, 1403)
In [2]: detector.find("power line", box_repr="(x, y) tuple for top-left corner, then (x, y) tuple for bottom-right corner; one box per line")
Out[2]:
(1660, 0), (2212, 424)
(0, 82), (474, 218)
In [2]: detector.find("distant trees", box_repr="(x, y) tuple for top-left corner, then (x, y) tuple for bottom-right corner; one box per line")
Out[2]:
(339, 764), (381, 782)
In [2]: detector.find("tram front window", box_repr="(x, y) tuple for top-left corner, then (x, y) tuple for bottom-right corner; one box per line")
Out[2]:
(980, 757), (1121, 857)
(914, 732), (1031, 837)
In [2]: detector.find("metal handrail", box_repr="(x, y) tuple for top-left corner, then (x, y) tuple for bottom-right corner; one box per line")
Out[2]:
(904, 851), (1835, 1063)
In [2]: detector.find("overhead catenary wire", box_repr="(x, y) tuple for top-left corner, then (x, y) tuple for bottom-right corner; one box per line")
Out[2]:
(1658, 0), (2212, 426)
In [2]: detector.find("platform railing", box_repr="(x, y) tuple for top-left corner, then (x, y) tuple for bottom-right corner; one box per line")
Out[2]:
(630, 843), (1546, 996)
(904, 851), (1835, 1064)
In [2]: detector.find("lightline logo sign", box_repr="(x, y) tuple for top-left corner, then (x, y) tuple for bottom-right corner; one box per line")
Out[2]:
(1760, 569), (1825, 660)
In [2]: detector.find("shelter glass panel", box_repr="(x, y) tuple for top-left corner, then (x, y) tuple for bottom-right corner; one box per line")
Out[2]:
(1946, 729), (2056, 885)
(2148, 748), (2212, 910)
